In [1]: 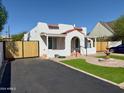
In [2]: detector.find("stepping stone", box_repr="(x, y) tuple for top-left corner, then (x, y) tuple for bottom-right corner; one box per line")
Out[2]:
(98, 58), (105, 61)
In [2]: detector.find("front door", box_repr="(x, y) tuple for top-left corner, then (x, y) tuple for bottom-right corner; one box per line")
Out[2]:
(71, 37), (80, 56)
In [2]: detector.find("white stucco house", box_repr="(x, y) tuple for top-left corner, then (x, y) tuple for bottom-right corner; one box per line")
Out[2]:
(23, 22), (96, 58)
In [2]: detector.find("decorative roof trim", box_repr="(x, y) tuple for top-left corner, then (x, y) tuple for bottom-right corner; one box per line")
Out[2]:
(62, 28), (83, 34)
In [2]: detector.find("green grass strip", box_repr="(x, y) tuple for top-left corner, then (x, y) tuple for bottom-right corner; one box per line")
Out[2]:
(62, 59), (124, 84)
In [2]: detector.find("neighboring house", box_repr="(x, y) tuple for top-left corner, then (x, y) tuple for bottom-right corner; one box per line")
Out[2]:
(0, 34), (12, 41)
(89, 22), (122, 48)
(89, 22), (114, 37)
(23, 22), (96, 58)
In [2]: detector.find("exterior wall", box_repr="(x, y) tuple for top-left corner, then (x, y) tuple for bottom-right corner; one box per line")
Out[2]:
(0, 42), (3, 68)
(82, 27), (87, 35)
(89, 22), (113, 37)
(83, 48), (96, 55)
(37, 22), (75, 34)
(83, 38), (96, 54)
(47, 50), (67, 58)
(59, 24), (74, 32)
(83, 38), (96, 55)
(23, 25), (48, 56)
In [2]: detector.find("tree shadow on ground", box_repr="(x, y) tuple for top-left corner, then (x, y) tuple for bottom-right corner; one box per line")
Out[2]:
(0, 62), (11, 93)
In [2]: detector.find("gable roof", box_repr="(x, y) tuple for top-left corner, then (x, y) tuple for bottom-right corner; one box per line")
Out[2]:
(88, 22), (115, 37)
(100, 22), (114, 33)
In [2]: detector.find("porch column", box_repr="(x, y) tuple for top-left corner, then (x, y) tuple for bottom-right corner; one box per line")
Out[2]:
(95, 37), (96, 47)
(46, 35), (48, 49)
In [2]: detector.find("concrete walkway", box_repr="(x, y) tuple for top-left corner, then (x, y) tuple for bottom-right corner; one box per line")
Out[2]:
(52, 54), (124, 68)
(83, 55), (124, 68)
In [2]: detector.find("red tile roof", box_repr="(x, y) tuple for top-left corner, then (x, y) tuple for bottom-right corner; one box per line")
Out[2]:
(74, 27), (82, 31)
(62, 28), (83, 34)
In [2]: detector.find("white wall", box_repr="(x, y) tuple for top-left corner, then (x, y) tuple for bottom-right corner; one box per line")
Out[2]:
(47, 49), (67, 58)
(108, 41), (122, 48)
(23, 24), (48, 56)
(82, 27), (87, 35)
(83, 48), (96, 55)
(0, 42), (3, 67)
(59, 24), (74, 32)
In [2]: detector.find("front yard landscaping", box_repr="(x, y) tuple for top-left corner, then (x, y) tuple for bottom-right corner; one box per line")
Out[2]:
(96, 54), (124, 60)
(62, 59), (124, 84)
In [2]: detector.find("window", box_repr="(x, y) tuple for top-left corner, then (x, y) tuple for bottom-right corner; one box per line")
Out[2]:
(48, 37), (52, 49)
(48, 37), (65, 49)
(48, 37), (57, 49)
(52, 37), (57, 49)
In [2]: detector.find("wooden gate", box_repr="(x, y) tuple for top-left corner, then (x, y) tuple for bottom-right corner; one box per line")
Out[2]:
(96, 42), (108, 52)
(4, 41), (39, 59)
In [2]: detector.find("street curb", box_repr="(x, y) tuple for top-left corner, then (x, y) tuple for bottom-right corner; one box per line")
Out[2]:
(119, 82), (124, 89)
(52, 60), (123, 89)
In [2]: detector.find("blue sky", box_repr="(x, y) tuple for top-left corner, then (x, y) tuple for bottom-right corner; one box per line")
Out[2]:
(2, 0), (124, 35)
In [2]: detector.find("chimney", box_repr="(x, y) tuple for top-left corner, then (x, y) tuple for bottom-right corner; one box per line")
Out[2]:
(73, 24), (75, 27)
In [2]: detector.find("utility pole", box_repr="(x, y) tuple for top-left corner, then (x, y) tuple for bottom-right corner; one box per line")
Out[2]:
(5, 25), (11, 41)
(8, 25), (10, 38)
(85, 37), (88, 56)
(5, 29), (8, 38)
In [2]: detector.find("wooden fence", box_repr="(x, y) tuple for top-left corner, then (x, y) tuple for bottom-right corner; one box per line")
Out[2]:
(96, 42), (108, 52)
(4, 41), (39, 59)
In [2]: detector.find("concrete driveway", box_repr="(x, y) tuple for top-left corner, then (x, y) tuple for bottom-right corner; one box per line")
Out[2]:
(0, 58), (124, 93)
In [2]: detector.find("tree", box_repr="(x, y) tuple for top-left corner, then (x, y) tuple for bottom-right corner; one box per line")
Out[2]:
(0, 2), (7, 31)
(0, 35), (2, 41)
(12, 32), (26, 41)
(112, 16), (124, 43)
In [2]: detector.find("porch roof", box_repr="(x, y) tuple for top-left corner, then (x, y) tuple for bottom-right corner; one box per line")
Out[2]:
(40, 33), (66, 37)
(85, 36), (97, 38)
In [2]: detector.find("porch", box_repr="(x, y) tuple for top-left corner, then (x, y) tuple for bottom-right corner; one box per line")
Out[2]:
(41, 33), (84, 58)
(40, 33), (96, 58)
(41, 33), (67, 57)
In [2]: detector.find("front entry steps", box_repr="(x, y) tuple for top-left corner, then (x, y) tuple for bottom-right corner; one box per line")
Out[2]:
(71, 51), (81, 57)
